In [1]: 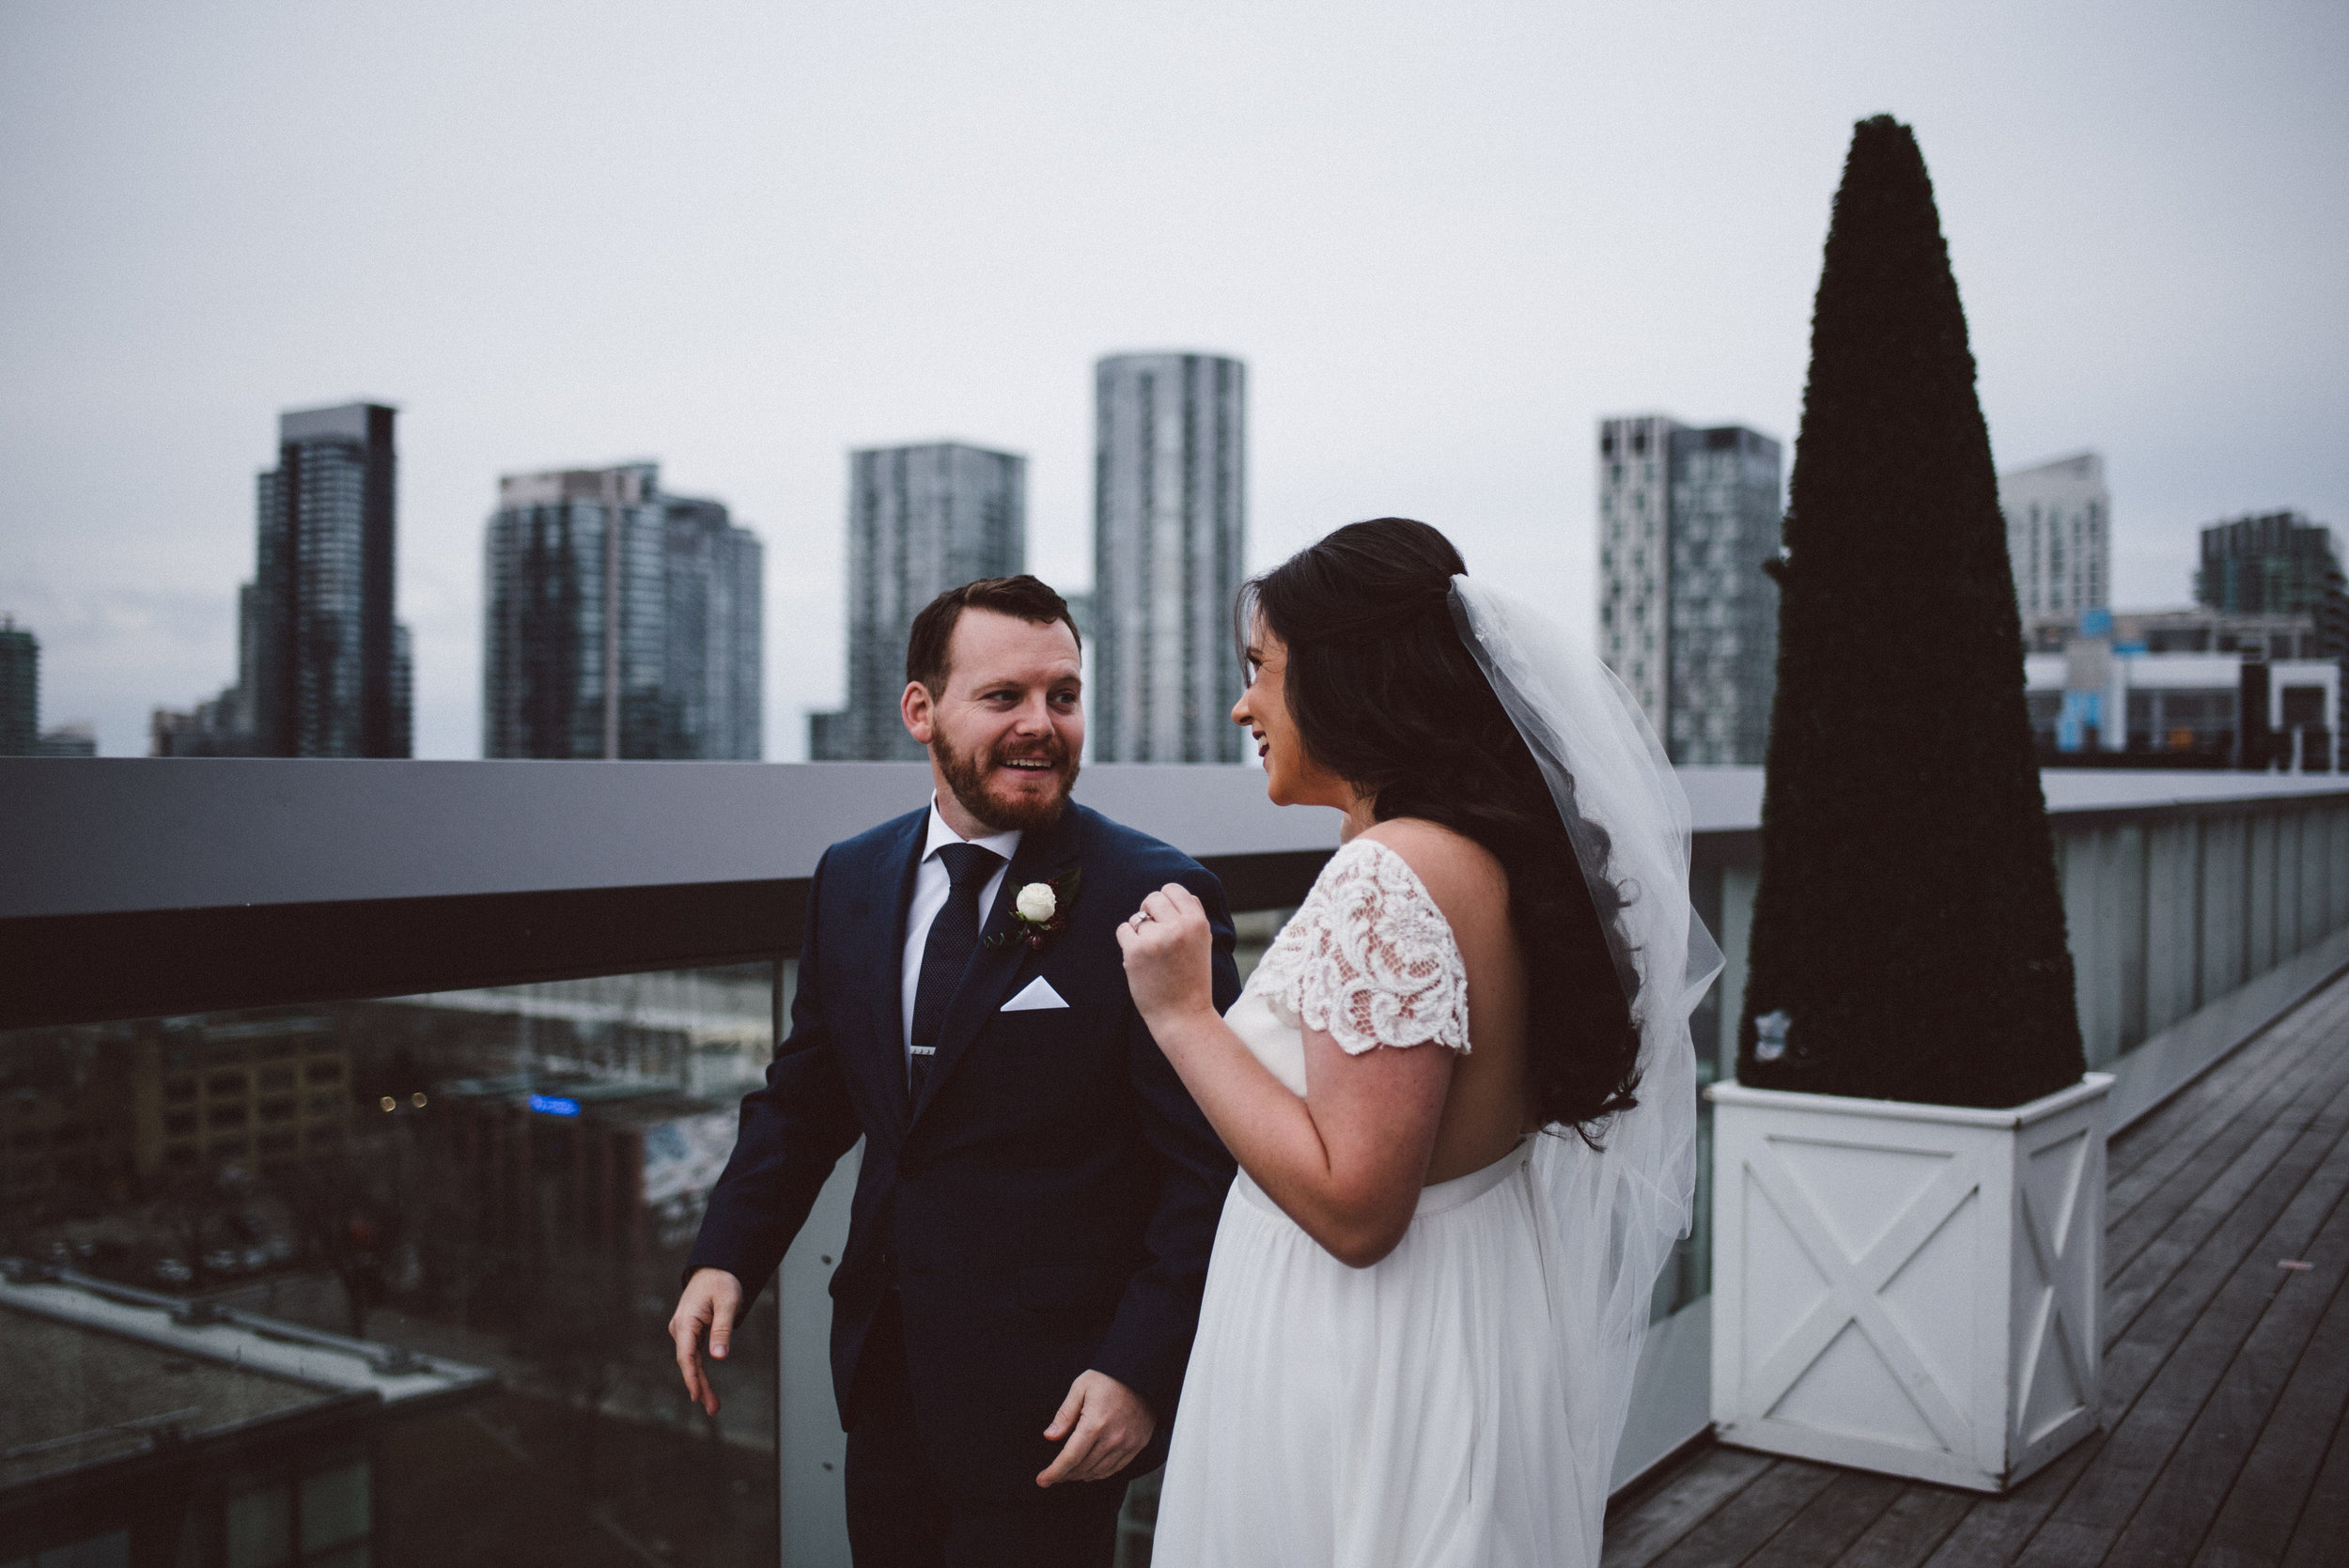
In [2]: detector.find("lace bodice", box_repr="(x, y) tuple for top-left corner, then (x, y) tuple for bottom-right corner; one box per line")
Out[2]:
(1246, 836), (1471, 1058)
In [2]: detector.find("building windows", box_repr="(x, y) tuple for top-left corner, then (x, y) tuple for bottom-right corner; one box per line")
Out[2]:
(222, 1457), (371, 1568)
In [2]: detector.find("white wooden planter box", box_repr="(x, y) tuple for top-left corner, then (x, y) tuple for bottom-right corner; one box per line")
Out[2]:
(1707, 1072), (2113, 1492)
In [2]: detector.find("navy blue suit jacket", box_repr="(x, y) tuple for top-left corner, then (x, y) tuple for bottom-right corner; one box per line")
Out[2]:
(685, 800), (1240, 1498)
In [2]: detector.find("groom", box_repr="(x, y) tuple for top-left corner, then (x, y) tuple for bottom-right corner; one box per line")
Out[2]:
(671, 575), (1240, 1566)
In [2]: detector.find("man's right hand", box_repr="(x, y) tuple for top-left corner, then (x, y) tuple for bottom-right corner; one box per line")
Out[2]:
(670, 1267), (744, 1416)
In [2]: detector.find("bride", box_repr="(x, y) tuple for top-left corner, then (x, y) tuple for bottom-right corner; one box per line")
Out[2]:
(1117, 518), (1717, 1566)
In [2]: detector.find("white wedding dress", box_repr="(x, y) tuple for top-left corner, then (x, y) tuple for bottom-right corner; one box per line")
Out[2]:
(1152, 835), (1589, 1567)
(1150, 577), (1718, 1568)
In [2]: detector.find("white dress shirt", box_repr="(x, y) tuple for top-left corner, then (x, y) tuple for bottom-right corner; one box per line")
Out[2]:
(900, 798), (1022, 1070)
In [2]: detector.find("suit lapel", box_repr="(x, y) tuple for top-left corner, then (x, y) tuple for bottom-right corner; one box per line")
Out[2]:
(870, 813), (927, 1133)
(910, 803), (1084, 1126)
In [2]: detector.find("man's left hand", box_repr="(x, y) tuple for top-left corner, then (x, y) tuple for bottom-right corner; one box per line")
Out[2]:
(1036, 1370), (1155, 1487)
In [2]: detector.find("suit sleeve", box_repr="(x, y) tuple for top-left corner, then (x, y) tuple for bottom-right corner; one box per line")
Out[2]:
(1088, 858), (1243, 1414)
(682, 848), (863, 1311)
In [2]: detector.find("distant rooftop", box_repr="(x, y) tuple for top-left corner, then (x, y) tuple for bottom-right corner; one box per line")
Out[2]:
(497, 461), (660, 507)
(847, 438), (1025, 460)
(277, 402), (393, 444)
(0, 1265), (491, 1492)
(1999, 449), (2104, 485)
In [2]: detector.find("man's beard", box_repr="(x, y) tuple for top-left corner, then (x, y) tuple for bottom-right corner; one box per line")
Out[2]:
(934, 729), (1079, 832)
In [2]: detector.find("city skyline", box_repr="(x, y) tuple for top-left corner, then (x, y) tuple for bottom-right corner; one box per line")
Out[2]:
(23, 375), (2347, 764)
(3, 3), (2343, 758)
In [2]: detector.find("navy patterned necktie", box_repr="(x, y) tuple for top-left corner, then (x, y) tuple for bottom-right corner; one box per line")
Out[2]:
(909, 842), (1003, 1100)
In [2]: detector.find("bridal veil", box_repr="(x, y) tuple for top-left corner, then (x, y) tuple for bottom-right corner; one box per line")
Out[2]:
(1448, 575), (1723, 1552)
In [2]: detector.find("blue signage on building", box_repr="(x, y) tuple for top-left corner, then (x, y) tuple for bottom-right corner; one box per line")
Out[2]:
(2057, 690), (2102, 753)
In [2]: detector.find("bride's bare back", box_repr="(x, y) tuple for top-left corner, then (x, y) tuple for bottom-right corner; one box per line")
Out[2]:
(1351, 816), (1532, 1184)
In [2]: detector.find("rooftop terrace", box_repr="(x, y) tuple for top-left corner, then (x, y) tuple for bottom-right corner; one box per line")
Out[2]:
(2, 757), (2343, 1564)
(1604, 965), (2349, 1568)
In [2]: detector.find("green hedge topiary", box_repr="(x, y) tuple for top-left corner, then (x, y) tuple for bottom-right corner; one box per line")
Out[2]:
(1736, 116), (2085, 1110)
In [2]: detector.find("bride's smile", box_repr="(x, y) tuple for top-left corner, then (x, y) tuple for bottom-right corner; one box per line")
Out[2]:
(1230, 623), (1363, 826)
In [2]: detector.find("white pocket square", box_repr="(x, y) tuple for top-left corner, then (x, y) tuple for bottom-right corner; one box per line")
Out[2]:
(1001, 976), (1070, 1012)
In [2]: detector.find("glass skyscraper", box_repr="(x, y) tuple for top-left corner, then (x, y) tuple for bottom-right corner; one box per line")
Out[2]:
(1598, 415), (1783, 766)
(249, 403), (412, 757)
(1092, 352), (1247, 764)
(808, 442), (1025, 762)
(483, 464), (764, 760)
(2197, 511), (2345, 622)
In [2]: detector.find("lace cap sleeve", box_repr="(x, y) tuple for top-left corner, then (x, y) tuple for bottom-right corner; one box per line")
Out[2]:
(1252, 836), (1471, 1057)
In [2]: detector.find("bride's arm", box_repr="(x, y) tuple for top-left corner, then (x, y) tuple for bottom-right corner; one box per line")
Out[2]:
(1119, 856), (1468, 1268)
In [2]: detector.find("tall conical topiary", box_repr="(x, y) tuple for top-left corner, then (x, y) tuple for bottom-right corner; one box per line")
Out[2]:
(1738, 116), (2084, 1109)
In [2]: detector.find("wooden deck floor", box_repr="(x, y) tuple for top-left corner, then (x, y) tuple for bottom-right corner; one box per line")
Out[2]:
(1604, 968), (2349, 1568)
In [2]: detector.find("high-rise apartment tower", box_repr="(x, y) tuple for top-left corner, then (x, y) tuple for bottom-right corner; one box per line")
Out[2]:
(809, 442), (1025, 762)
(484, 463), (763, 760)
(2197, 512), (2344, 622)
(2000, 452), (2108, 618)
(249, 403), (412, 756)
(0, 617), (36, 756)
(2198, 511), (2348, 690)
(1092, 352), (1247, 764)
(1597, 415), (1783, 765)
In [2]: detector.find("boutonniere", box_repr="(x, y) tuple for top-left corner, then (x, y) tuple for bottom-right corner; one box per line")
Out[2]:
(986, 867), (1081, 952)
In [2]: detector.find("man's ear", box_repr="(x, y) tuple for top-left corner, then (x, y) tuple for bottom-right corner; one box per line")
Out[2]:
(901, 680), (936, 745)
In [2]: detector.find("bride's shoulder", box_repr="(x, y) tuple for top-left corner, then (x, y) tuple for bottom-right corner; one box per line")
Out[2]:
(1347, 820), (1507, 920)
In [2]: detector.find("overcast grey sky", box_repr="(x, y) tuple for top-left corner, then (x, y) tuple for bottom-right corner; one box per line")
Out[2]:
(3, 0), (2342, 759)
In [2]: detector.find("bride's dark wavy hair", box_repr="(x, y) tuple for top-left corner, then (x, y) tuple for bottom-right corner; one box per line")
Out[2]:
(1242, 518), (1642, 1139)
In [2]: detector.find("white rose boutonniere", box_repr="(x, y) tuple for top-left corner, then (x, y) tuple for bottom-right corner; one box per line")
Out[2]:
(987, 867), (1081, 952)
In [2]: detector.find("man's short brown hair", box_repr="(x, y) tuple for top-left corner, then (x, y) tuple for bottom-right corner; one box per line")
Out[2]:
(905, 576), (1081, 694)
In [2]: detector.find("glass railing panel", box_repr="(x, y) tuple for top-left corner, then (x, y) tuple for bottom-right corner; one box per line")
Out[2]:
(0, 963), (779, 1568)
